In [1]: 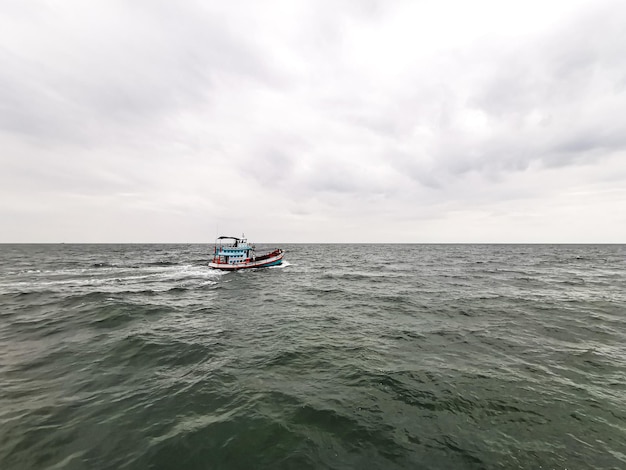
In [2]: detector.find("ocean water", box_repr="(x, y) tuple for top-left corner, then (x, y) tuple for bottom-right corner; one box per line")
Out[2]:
(1, 243), (625, 470)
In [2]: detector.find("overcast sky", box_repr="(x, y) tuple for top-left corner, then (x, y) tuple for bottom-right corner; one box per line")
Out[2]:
(1, 0), (625, 243)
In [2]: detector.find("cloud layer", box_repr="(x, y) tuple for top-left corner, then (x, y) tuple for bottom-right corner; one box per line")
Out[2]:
(1, 0), (625, 242)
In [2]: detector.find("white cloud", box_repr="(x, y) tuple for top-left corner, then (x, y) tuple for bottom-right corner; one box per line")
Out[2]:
(1, 0), (625, 242)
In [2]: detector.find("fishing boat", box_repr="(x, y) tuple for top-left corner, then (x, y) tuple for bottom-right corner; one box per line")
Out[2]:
(208, 235), (285, 271)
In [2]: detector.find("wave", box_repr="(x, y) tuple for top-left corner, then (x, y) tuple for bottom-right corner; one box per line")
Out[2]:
(91, 262), (116, 268)
(144, 261), (179, 267)
(2, 243), (625, 470)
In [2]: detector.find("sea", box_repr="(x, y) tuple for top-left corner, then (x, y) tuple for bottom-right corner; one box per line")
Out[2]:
(0, 243), (625, 470)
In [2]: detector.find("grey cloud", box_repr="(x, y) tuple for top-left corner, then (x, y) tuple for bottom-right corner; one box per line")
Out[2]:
(2, 0), (626, 242)
(0, 2), (284, 147)
(242, 147), (298, 188)
(313, 2), (626, 192)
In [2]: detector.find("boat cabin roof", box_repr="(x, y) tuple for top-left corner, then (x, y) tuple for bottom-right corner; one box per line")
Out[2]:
(215, 235), (252, 252)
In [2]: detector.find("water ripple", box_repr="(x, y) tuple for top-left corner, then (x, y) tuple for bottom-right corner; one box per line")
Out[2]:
(1, 244), (625, 469)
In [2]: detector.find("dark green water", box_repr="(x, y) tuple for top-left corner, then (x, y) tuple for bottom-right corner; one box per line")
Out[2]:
(1, 244), (625, 469)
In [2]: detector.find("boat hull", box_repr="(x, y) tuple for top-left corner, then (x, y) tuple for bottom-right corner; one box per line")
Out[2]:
(209, 251), (284, 271)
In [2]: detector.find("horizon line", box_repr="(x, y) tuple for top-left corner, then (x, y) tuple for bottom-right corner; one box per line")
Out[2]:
(1, 242), (624, 245)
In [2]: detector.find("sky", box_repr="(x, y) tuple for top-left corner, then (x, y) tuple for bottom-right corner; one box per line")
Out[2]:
(1, 0), (625, 243)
